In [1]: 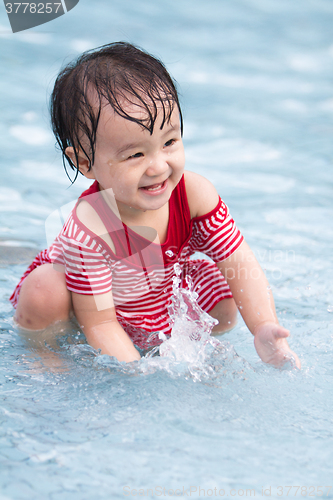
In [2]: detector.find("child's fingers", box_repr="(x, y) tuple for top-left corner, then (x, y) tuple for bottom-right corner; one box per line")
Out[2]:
(274, 326), (290, 339)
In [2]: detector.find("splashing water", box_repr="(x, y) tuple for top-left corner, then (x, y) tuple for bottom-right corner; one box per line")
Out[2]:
(159, 263), (219, 363)
(140, 263), (249, 382)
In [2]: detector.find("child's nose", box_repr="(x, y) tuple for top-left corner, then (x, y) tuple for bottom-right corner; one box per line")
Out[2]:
(145, 152), (168, 177)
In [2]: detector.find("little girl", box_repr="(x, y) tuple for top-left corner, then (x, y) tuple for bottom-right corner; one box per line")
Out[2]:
(10, 42), (300, 367)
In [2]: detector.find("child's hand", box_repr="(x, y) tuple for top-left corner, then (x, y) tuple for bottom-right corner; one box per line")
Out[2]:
(253, 322), (301, 369)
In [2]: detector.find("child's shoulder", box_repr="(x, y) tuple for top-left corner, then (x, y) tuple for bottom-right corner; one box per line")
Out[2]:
(75, 199), (116, 253)
(184, 170), (220, 219)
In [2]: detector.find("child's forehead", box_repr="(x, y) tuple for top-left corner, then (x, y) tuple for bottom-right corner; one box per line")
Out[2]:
(97, 95), (178, 131)
(87, 81), (172, 112)
(86, 80), (175, 117)
(99, 101), (179, 132)
(101, 98), (148, 122)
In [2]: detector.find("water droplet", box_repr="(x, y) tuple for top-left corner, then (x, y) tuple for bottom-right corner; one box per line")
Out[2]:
(327, 305), (333, 313)
(174, 263), (182, 276)
(240, 289), (243, 292)
(165, 249), (174, 258)
(239, 306), (243, 310)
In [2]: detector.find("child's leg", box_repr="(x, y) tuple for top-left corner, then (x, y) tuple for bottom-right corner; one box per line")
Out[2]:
(208, 297), (238, 334)
(15, 264), (72, 330)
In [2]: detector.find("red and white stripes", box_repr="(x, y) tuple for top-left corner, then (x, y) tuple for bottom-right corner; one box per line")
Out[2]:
(10, 196), (243, 349)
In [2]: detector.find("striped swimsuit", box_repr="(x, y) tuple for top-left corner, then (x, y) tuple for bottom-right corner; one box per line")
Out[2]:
(10, 175), (243, 349)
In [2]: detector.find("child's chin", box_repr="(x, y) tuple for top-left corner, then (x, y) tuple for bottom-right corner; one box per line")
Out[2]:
(141, 200), (166, 211)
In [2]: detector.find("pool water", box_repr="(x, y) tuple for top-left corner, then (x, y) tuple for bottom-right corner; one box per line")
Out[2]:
(1, 0), (333, 498)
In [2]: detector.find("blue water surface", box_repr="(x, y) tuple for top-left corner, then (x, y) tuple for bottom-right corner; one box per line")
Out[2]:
(0, 0), (333, 498)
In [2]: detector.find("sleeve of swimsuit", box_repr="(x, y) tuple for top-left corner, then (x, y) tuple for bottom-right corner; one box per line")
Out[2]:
(50, 219), (114, 296)
(190, 197), (244, 262)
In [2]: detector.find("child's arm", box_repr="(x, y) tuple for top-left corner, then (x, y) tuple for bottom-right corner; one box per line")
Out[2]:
(72, 292), (141, 362)
(70, 200), (141, 362)
(217, 240), (301, 368)
(185, 170), (300, 368)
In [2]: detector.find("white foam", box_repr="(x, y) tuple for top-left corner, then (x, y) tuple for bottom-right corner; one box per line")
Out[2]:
(71, 39), (96, 53)
(0, 186), (52, 217)
(10, 125), (53, 146)
(0, 188), (21, 202)
(0, 240), (36, 248)
(22, 111), (39, 122)
(288, 54), (323, 72)
(14, 32), (52, 45)
(189, 72), (209, 84)
(281, 99), (308, 113)
(185, 71), (314, 93)
(318, 99), (333, 112)
(265, 208), (333, 237)
(186, 138), (281, 165)
(0, 23), (12, 37)
(224, 173), (295, 193)
(14, 160), (63, 182)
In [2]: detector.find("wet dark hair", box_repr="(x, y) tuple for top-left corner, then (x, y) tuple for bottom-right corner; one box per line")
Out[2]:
(50, 41), (183, 183)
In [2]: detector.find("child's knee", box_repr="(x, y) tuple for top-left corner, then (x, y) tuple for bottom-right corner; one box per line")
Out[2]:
(15, 264), (71, 328)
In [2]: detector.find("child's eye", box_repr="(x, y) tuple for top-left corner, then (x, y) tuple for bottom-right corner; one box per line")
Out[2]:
(128, 152), (143, 159)
(164, 139), (176, 148)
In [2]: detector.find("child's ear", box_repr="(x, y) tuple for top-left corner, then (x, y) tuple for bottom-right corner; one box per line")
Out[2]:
(65, 147), (95, 179)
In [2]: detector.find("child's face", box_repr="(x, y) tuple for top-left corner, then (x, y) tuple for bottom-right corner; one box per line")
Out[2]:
(76, 102), (185, 217)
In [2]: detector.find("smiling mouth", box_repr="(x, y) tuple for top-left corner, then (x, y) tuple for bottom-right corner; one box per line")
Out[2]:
(140, 179), (167, 191)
